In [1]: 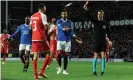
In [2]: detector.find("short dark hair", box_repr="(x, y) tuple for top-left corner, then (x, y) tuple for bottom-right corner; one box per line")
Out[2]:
(38, 3), (45, 9)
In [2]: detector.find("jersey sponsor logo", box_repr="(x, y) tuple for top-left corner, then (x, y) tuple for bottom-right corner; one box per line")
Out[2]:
(23, 31), (29, 34)
(103, 25), (106, 29)
(31, 17), (39, 20)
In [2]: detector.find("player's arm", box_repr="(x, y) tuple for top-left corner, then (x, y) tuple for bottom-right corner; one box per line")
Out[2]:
(9, 26), (21, 38)
(29, 16), (32, 30)
(69, 21), (82, 44)
(71, 32), (82, 44)
(41, 13), (49, 31)
(83, 1), (95, 23)
(48, 24), (54, 35)
(56, 20), (72, 31)
(7, 34), (14, 44)
(106, 23), (112, 47)
(56, 20), (66, 31)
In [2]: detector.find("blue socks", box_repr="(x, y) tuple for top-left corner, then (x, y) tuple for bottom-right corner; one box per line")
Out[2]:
(93, 58), (97, 72)
(102, 58), (106, 72)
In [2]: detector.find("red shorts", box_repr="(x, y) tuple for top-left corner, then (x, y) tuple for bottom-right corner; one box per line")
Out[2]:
(32, 41), (50, 53)
(50, 40), (57, 54)
(0, 45), (8, 54)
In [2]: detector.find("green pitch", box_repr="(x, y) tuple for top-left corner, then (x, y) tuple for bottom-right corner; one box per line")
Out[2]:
(1, 60), (133, 80)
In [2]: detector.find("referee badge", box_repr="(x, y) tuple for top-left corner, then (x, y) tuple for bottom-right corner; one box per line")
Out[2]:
(103, 25), (106, 29)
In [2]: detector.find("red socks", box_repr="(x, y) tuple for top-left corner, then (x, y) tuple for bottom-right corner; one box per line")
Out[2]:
(32, 59), (38, 76)
(40, 55), (50, 74)
(3, 55), (6, 62)
(47, 56), (52, 66)
(54, 54), (59, 64)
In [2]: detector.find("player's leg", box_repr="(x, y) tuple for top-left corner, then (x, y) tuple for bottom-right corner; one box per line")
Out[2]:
(32, 52), (39, 78)
(30, 52), (34, 61)
(32, 41), (40, 79)
(39, 41), (50, 78)
(46, 53), (53, 69)
(52, 40), (59, 66)
(100, 52), (106, 75)
(63, 51), (69, 74)
(53, 53), (59, 65)
(19, 44), (26, 65)
(46, 40), (54, 68)
(23, 45), (31, 72)
(93, 43), (99, 75)
(57, 41), (64, 74)
(106, 51), (109, 63)
(63, 41), (71, 75)
(93, 52), (98, 75)
(69, 52), (72, 61)
(106, 44), (109, 63)
(2, 46), (8, 64)
(2, 54), (8, 64)
(39, 52), (50, 78)
(47, 40), (58, 69)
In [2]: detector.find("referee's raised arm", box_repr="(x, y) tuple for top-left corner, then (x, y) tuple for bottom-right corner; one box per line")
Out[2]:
(83, 1), (95, 23)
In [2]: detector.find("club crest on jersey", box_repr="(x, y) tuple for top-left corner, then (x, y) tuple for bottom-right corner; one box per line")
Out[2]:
(103, 25), (106, 29)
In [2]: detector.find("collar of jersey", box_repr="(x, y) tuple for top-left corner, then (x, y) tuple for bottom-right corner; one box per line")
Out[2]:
(25, 24), (29, 26)
(61, 18), (68, 22)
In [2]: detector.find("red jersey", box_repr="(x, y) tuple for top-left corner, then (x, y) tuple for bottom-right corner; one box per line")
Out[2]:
(30, 12), (48, 41)
(0, 34), (10, 46)
(48, 24), (57, 40)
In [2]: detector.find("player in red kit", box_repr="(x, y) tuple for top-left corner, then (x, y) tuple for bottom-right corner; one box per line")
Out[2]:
(46, 18), (59, 69)
(30, 3), (50, 79)
(105, 35), (112, 63)
(0, 29), (10, 64)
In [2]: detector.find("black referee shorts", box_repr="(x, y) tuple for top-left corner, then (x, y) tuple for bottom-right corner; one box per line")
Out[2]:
(93, 40), (106, 53)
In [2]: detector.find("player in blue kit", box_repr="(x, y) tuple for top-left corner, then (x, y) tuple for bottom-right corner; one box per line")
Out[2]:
(8, 16), (32, 72)
(56, 9), (82, 75)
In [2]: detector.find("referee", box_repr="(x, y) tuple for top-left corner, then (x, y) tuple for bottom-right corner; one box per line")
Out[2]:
(83, 1), (112, 76)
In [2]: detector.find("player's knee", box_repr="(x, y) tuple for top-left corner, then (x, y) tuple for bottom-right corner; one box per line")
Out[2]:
(33, 53), (38, 60)
(94, 52), (98, 58)
(101, 54), (106, 58)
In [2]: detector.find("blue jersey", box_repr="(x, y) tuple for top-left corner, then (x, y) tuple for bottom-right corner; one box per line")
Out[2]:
(10, 24), (32, 45)
(56, 19), (75, 42)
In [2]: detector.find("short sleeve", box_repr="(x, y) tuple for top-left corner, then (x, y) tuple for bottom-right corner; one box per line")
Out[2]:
(41, 13), (48, 25)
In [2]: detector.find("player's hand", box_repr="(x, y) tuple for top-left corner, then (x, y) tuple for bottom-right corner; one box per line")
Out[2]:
(64, 27), (72, 31)
(83, 1), (89, 10)
(83, 5), (88, 10)
(76, 38), (83, 44)
(0, 42), (4, 48)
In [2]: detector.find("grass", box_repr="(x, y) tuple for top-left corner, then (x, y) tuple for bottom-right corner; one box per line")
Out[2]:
(1, 60), (133, 80)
